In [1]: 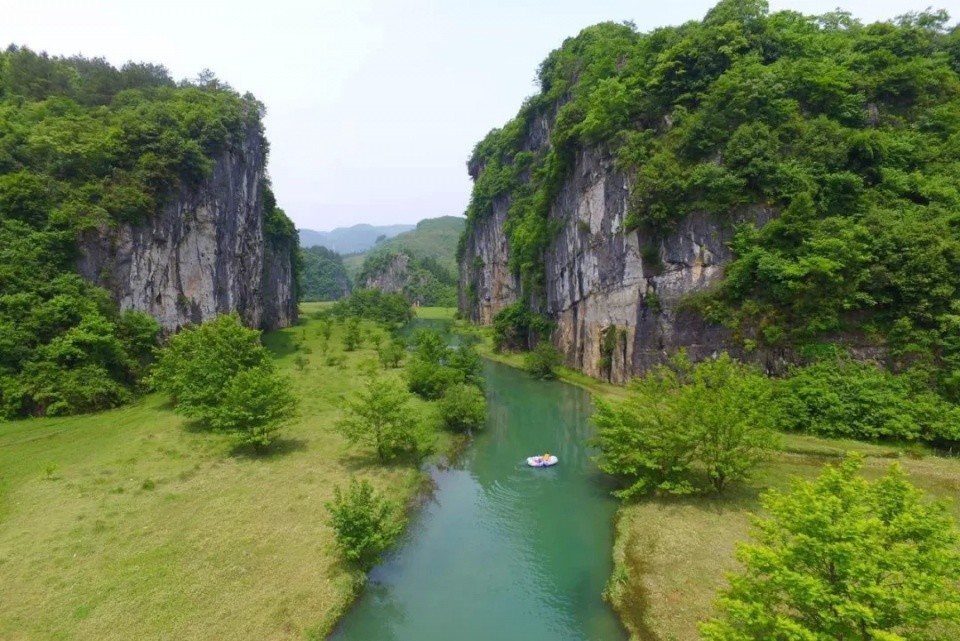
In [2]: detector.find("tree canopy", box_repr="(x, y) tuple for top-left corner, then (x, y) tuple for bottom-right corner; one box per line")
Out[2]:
(701, 456), (960, 640)
(463, 2), (960, 398)
(0, 46), (280, 418)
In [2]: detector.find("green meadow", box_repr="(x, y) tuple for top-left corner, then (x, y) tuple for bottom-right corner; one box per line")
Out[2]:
(0, 303), (439, 641)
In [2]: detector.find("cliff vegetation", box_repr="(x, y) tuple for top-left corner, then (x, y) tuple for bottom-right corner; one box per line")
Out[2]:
(0, 46), (294, 418)
(462, 0), (960, 401)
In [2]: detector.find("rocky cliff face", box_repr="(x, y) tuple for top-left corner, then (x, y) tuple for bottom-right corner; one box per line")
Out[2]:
(460, 144), (772, 383)
(77, 121), (296, 331)
(364, 253), (411, 295)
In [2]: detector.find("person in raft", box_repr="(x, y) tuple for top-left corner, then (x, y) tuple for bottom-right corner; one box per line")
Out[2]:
(542, 452), (550, 463)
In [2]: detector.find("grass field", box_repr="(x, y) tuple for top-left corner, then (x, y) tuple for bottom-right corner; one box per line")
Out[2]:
(468, 323), (960, 641)
(0, 305), (438, 641)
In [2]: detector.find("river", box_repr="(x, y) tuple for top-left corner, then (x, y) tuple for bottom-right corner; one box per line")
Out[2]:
(329, 357), (626, 641)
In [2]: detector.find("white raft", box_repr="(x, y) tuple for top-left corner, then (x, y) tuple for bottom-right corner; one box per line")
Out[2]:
(526, 455), (559, 468)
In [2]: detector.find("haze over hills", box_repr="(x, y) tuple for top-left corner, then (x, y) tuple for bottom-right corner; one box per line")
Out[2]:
(298, 223), (415, 253)
(299, 216), (465, 301)
(367, 216), (465, 275)
(342, 216), (465, 280)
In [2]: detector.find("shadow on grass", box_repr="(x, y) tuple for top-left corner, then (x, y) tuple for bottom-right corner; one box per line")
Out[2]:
(230, 437), (308, 459)
(263, 331), (299, 359)
(338, 449), (427, 472)
(181, 418), (214, 434)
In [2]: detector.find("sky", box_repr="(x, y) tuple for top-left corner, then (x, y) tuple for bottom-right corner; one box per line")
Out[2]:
(2, 0), (958, 231)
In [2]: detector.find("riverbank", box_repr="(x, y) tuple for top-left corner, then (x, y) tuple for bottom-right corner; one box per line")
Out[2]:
(465, 323), (960, 641)
(0, 304), (444, 641)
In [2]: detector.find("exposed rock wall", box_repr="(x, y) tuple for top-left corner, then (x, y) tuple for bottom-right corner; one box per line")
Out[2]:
(364, 253), (411, 295)
(263, 234), (299, 329)
(460, 144), (772, 382)
(77, 122), (296, 331)
(458, 197), (521, 325)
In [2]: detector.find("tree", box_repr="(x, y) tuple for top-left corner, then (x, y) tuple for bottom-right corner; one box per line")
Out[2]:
(377, 337), (406, 369)
(343, 317), (362, 351)
(209, 366), (298, 452)
(150, 314), (269, 421)
(447, 343), (485, 389)
(591, 352), (775, 496)
(700, 456), (960, 641)
(325, 478), (403, 570)
(691, 354), (775, 492)
(438, 383), (487, 432)
(591, 356), (700, 497)
(405, 329), (458, 399)
(524, 341), (563, 379)
(336, 371), (424, 462)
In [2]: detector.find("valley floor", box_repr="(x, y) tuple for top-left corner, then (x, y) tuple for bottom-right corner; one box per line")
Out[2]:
(0, 303), (435, 641)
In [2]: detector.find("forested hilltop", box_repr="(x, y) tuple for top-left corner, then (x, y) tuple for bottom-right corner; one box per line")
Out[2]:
(0, 46), (296, 418)
(359, 216), (464, 306)
(461, 1), (960, 403)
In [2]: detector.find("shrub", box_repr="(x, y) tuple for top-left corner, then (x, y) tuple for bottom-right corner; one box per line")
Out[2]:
(524, 341), (563, 379)
(591, 352), (775, 496)
(209, 366), (298, 452)
(775, 358), (960, 444)
(438, 384), (487, 432)
(150, 314), (269, 421)
(325, 478), (404, 571)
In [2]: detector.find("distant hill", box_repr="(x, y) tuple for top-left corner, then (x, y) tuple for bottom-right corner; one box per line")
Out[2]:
(370, 216), (465, 275)
(354, 216), (466, 306)
(341, 216), (466, 281)
(298, 223), (415, 253)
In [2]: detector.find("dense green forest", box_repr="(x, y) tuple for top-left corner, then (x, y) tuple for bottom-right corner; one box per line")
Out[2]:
(0, 46), (294, 418)
(301, 245), (351, 301)
(463, 1), (960, 403)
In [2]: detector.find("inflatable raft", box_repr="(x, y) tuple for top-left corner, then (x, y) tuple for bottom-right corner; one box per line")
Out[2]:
(527, 455), (558, 468)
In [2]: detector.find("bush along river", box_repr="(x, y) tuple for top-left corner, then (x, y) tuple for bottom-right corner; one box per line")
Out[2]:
(329, 358), (627, 641)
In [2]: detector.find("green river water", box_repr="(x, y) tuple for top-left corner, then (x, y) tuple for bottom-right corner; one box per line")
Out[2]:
(328, 357), (627, 641)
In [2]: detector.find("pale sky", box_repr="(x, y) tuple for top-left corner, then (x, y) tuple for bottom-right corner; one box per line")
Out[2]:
(2, 0), (957, 231)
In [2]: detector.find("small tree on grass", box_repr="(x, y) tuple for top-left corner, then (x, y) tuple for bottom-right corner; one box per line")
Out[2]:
(591, 352), (774, 496)
(438, 383), (487, 432)
(336, 371), (423, 462)
(448, 343), (484, 388)
(524, 341), (562, 379)
(326, 478), (404, 570)
(405, 329), (456, 399)
(343, 317), (362, 352)
(690, 354), (773, 492)
(209, 366), (298, 452)
(700, 456), (960, 641)
(151, 314), (270, 421)
(378, 338), (406, 369)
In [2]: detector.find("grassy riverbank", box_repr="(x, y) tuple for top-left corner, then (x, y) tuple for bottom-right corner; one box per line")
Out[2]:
(0, 304), (442, 641)
(468, 325), (960, 641)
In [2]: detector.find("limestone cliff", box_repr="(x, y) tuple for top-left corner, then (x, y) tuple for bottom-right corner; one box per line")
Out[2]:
(77, 121), (296, 331)
(460, 142), (771, 383)
(363, 252), (411, 295)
